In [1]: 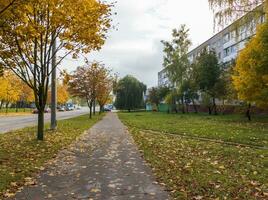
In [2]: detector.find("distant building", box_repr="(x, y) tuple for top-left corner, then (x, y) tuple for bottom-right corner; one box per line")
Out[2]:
(158, 68), (172, 87)
(158, 7), (265, 87)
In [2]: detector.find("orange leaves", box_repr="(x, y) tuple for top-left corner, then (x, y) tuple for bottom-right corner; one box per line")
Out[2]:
(68, 62), (113, 107)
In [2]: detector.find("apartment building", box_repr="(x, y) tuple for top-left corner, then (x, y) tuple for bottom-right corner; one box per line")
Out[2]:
(158, 8), (265, 87)
(158, 68), (172, 87)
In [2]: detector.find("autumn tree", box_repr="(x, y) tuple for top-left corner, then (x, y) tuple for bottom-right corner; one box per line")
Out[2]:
(114, 76), (146, 112)
(68, 62), (111, 118)
(0, 71), (22, 112)
(96, 74), (113, 114)
(0, 0), (17, 16)
(0, 0), (112, 140)
(233, 23), (268, 120)
(47, 82), (69, 105)
(161, 25), (192, 113)
(18, 83), (35, 110)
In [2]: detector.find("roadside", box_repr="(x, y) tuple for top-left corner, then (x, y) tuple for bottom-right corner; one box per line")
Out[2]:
(0, 108), (91, 134)
(0, 108), (32, 117)
(0, 113), (104, 198)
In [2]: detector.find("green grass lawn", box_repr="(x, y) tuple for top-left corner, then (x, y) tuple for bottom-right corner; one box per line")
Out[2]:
(0, 113), (103, 198)
(0, 108), (32, 116)
(119, 112), (268, 147)
(118, 112), (268, 200)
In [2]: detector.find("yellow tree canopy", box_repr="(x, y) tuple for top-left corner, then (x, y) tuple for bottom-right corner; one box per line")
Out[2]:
(0, 0), (112, 107)
(20, 83), (35, 103)
(233, 23), (268, 107)
(0, 71), (22, 103)
(68, 62), (112, 105)
(47, 83), (69, 105)
(96, 75), (113, 108)
(57, 84), (69, 105)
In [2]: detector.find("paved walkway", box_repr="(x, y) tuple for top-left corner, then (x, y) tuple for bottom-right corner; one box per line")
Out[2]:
(12, 113), (169, 200)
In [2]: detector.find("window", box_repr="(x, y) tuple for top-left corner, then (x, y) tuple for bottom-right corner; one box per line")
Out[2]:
(230, 45), (236, 53)
(218, 52), (221, 59)
(224, 47), (230, 57)
(260, 15), (265, 23)
(223, 33), (230, 43)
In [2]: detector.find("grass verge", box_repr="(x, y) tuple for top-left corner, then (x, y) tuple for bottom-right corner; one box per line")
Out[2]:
(0, 108), (32, 116)
(129, 128), (268, 199)
(0, 113), (103, 198)
(119, 112), (268, 147)
(118, 112), (268, 199)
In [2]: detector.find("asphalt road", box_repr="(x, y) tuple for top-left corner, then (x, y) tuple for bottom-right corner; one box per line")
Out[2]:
(0, 108), (91, 134)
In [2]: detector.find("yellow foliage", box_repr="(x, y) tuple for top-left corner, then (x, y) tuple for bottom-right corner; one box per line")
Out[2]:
(20, 83), (35, 103)
(47, 83), (69, 105)
(69, 62), (113, 107)
(57, 84), (69, 105)
(0, 71), (21, 103)
(0, 71), (35, 104)
(233, 23), (268, 107)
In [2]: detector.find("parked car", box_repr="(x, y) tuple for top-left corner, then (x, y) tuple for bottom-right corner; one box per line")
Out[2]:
(32, 108), (51, 114)
(104, 107), (111, 112)
(66, 106), (74, 111)
(58, 106), (65, 112)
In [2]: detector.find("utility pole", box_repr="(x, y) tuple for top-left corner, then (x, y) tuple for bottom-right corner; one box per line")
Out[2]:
(51, 36), (57, 130)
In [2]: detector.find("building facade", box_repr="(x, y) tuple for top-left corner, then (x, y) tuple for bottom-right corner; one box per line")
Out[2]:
(158, 68), (172, 87)
(158, 9), (265, 87)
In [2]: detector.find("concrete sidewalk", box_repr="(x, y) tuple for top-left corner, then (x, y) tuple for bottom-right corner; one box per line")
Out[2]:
(11, 113), (169, 200)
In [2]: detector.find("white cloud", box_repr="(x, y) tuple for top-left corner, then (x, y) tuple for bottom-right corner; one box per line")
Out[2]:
(60, 0), (216, 87)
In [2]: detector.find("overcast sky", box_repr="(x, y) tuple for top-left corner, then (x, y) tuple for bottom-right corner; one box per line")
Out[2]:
(61, 0), (216, 88)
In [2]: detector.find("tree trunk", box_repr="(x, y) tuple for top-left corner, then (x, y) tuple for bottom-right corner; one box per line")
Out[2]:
(37, 110), (44, 140)
(213, 97), (217, 115)
(93, 100), (96, 115)
(246, 103), (251, 121)
(181, 97), (185, 114)
(192, 98), (198, 113)
(89, 102), (92, 119)
(128, 108), (131, 112)
(0, 100), (3, 110)
(36, 90), (45, 141)
(5, 102), (9, 114)
(16, 102), (18, 112)
(208, 106), (212, 115)
(222, 99), (225, 115)
(99, 105), (102, 115)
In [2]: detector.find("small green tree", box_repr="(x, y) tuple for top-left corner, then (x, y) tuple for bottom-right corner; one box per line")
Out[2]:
(182, 79), (199, 113)
(114, 75), (146, 112)
(195, 50), (221, 115)
(165, 89), (179, 113)
(148, 86), (170, 110)
(161, 24), (192, 113)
